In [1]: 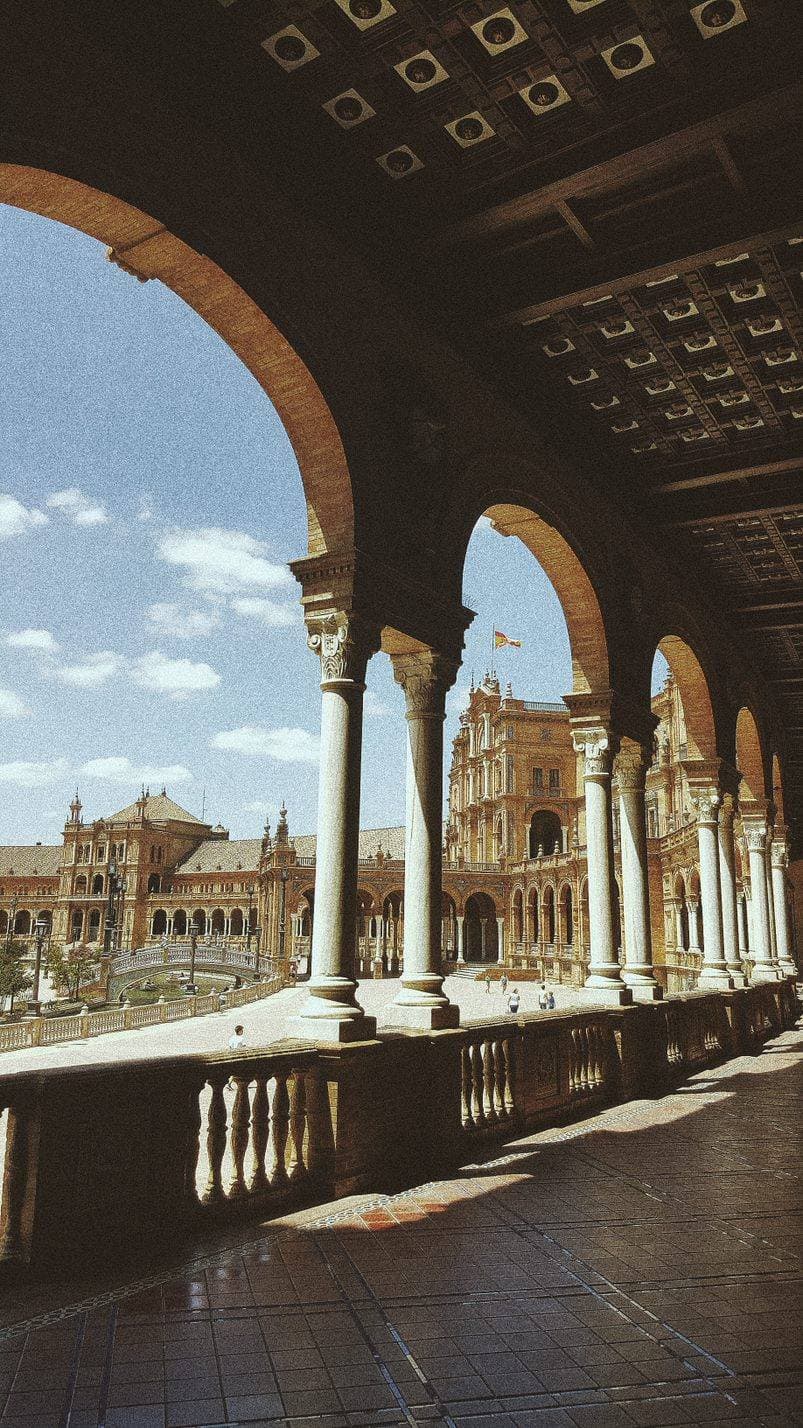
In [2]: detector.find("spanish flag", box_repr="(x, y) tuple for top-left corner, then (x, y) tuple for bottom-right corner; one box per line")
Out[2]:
(494, 630), (522, 650)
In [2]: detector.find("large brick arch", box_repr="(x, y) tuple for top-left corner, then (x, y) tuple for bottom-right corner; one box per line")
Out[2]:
(0, 165), (354, 559)
(467, 502), (611, 696)
(735, 707), (768, 806)
(656, 635), (718, 762)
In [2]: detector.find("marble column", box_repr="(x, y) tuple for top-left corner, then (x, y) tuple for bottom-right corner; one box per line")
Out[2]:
(718, 796), (747, 985)
(456, 914), (465, 963)
(770, 840), (797, 976)
(381, 651), (459, 1029)
(737, 893), (748, 960)
(691, 788), (732, 989)
(571, 726), (631, 1004)
(289, 612), (379, 1041)
(496, 917), (505, 965)
(616, 744), (661, 999)
(765, 841), (779, 963)
(743, 818), (779, 983)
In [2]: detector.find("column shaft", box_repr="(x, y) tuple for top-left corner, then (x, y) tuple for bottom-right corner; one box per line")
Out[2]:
(496, 917), (505, 965)
(744, 821), (777, 982)
(771, 842), (796, 976)
(689, 788), (732, 989)
(718, 801), (744, 982)
(456, 915), (465, 963)
(572, 727), (630, 1004)
(382, 651), (459, 1030)
(616, 747), (660, 996)
(290, 614), (378, 1041)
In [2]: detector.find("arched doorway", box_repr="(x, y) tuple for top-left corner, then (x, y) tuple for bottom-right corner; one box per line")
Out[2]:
(561, 885), (573, 946)
(88, 908), (101, 942)
(527, 888), (539, 946)
(192, 909), (207, 937)
(210, 909), (226, 938)
(542, 886), (556, 946)
(383, 891), (403, 974)
(529, 810), (563, 859)
(173, 909), (187, 937)
(229, 908), (244, 937)
(92, 874), (104, 897)
(464, 892), (498, 962)
(512, 888), (524, 945)
(152, 909), (167, 937)
(14, 910), (31, 936)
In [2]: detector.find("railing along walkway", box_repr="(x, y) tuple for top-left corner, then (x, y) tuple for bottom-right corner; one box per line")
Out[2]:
(0, 976), (282, 1055)
(0, 979), (794, 1275)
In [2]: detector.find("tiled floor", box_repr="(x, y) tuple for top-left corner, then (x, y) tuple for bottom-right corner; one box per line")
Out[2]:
(1, 1025), (800, 1427)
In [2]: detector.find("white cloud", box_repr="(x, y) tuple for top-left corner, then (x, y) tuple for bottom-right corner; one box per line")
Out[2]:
(79, 756), (193, 785)
(137, 492), (155, 522)
(364, 690), (391, 719)
(211, 725), (320, 763)
(147, 602), (221, 640)
(231, 597), (296, 627)
(157, 526), (292, 596)
(0, 494), (48, 541)
(0, 687), (31, 719)
(131, 650), (221, 699)
(46, 487), (109, 527)
(55, 651), (124, 688)
(6, 628), (60, 654)
(0, 758), (69, 787)
(447, 683), (471, 716)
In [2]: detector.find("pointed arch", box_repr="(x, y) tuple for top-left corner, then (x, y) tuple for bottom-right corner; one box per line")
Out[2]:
(735, 707), (767, 806)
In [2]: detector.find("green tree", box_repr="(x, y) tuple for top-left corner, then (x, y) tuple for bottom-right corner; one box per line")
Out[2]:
(45, 942), (97, 1001)
(0, 941), (33, 1014)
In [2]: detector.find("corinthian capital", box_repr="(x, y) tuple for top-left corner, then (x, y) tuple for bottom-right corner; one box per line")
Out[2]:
(744, 825), (767, 854)
(307, 612), (380, 687)
(689, 786), (721, 826)
(391, 650), (458, 719)
(770, 840), (788, 870)
(614, 743), (648, 793)
(571, 724), (617, 776)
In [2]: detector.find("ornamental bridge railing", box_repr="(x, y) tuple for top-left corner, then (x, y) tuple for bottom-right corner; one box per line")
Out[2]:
(0, 979), (795, 1276)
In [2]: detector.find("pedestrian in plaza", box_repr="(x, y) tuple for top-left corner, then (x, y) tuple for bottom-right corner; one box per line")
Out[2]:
(500, 972), (508, 995)
(485, 971), (491, 993)
(228, 1023), (245, 1051)
(538, 982), (549, 1011)
(548, 990), (556, 1011)
(507, 987), (520, 1015)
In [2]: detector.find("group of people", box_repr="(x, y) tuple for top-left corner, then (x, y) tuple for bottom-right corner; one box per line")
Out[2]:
(485, 972), (556, 1016)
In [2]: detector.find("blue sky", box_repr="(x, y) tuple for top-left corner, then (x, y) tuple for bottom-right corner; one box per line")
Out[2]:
(0, 204), (666, 846)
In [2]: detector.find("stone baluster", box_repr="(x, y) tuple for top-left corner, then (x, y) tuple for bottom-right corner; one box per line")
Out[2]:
(271, 1073), (291, 1185)
(689, 785), (732, 989)
(770, 837), (797, 976)
(203, 1079), (228, 1203)
(616, 742), (661, 1000)
(381, 651), (459, 1030)
(289, 612), (379, 1041)
(228, 1077), (250, 1198)
(570, 722), (631, 1004)
(742, 815), (779, 982)
(718, 794), (747, 985)
(249, 1077), (270, 1194)
(289, 1075), (308, 1180)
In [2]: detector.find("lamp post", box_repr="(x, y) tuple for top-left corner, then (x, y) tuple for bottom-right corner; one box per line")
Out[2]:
(279, 868), (289, 966)
(188, 917), (200, 993)
(254, 925), (262, 980)
(29, 916), (49, 1016)
(5, 893), (18, 953)
(246, 884), (255, 956)
(103, 860), (118, 957)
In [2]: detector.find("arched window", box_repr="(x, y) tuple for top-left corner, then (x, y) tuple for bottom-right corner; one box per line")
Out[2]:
(512, 889), (524, 943)
(529, 810), (562, 859)
(543, 887), (555, 945)
(92, 873), (104, 896)
(75, 874), (87, 895)
(147, 873), (161, 894)
(173, 909), (187, 936)
(210, 909), (226, 935)
(192, 909), (207, 936)
(14, 910), (31, 936)
(527, 888), (539, 944)
(562, 886), (573, 945)
(88, 908), (101, 940)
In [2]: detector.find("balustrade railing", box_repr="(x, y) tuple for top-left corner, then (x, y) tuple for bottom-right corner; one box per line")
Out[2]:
(0, 976), (283, 1055)
(0, 981), (794, 1274)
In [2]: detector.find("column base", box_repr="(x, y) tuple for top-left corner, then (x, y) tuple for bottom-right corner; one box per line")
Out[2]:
(287, 1012), (377, 1043)
(629, 982), (664, 1002)
(578, 983), (633, 1007)
(778, 960), (798, 979)
(726, 966), (750, 988)
(749, 964), (783, 984)
(697, 967), (735, 990)
(378, 1002), (460, 1031)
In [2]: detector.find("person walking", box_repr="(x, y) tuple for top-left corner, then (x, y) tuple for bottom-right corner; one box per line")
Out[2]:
(228, 1023), (245, 1050)
(485, 971), (491, 994)
(507, 987), (520, 1015)
(548, 990), (556, 1011)
(500, 972), (508, 995)
(538, 982), (549, 1011)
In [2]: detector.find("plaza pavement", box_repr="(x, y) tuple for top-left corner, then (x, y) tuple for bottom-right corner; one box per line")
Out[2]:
(0, 1019), (799, 1425)
(0, 973), (567, 1075)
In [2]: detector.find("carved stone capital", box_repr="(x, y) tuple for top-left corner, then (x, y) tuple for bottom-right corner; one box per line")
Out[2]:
(391, 650), (458, 720)
(744, 826), (768, 855)
(689, 786), (721, 826)
(614, 745), (648, 793)
(306, 612), (380, 688)
(770, 840), (788, 870)
(571, 724), (617, 777)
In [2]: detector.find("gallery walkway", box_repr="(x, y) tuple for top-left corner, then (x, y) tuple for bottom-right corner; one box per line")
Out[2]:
(0, 1021), (800, 1427)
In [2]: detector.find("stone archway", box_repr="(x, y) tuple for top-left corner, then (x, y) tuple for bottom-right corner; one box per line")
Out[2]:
(0, 165), (355, 559)
(464, 892), (498, 962)
(529, 810), (563, 859)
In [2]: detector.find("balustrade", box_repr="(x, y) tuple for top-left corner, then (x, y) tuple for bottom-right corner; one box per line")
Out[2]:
(0, 983), (794, 1274)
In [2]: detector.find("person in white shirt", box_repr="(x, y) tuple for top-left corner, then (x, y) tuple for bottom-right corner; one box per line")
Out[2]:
(228, 1024), (245, 1051)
